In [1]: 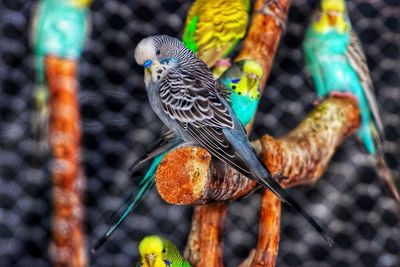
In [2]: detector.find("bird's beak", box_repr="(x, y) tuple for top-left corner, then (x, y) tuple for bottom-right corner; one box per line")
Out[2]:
(247, 74), (259, 91)
(327, 10), (338, 26)
(145, 254), (156, 267)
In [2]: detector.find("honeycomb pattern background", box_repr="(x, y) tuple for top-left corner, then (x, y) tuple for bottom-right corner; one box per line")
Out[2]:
(0, 0), (399, 266)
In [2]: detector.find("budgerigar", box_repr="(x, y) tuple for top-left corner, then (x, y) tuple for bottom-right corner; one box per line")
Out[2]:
(92, 59), (264, 251)
(304, 0), (399, 203)
(137, 235), (191, 267)
(182, 0), (250, 67)
(31, 0), (91, 140)
(134, 35), (333, 245)
(219, 60), (263, 126)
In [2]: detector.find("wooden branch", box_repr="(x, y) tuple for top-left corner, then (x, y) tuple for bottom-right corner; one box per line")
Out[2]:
(239, 190), (281, 267)
(157, 96), (359, 266)
(184, 203), (228, 266)
(46, 56), (87, 267)
(156, 147), (258, 205)
(156, 96), (360, 203)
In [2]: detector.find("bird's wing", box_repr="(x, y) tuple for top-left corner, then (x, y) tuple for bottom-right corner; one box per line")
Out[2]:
(160, 68), (233, 128)
(160, 68), (252, 175)
(183, 0), (248, 67)
(346, 31), (384, 134)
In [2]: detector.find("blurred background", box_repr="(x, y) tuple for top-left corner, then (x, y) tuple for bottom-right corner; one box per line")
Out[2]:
(0, 0), (399, 266)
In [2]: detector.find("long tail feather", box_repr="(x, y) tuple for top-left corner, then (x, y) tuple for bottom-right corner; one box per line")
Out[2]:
(108, 175), (142, 221)
(256, 173), (334, 246)
(93, 142), (176, 252)
(255, 159), (334, 246)
(92, 155), (165, 252)
(111, 156), (165, 221)
(375, 154), (400, 204)
(372, 127), (400, 204)
(91, 177), (155, 253)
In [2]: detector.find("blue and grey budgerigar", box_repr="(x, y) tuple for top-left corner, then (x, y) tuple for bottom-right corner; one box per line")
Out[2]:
(91, 59), (264, 252)
(134, 35), (333, 246)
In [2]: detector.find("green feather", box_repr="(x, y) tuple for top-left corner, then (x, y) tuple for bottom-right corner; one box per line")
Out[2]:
(182, 15), (199, 53)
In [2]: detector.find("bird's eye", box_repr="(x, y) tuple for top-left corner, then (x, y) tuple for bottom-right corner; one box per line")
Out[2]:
(156, 50), (161, 55)
(160, 59), (169, 65)
(232, 85), (236, 90)
(162, 248), (166, 253)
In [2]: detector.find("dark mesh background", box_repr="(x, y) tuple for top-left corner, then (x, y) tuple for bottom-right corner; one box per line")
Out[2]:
(1, 0), (399, 266)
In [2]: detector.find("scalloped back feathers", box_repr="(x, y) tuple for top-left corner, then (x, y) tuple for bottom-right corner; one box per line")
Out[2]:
(182, 0), (249, 67)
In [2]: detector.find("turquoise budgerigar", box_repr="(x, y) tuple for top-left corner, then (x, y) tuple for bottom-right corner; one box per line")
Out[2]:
(304, 0), (399, 202)
(31, 0), (91, 140)
(92, 59), (264, 252)
(136, 235), (191, 267)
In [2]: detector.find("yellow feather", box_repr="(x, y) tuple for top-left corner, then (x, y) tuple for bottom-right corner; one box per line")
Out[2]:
(184, 0), (248, 67)
(313, 0), (348, 33)
(139, 236), (165, 267)
(70, 0), (93, 8)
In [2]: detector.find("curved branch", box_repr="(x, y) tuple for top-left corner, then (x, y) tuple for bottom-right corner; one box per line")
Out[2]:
(155, 96), (360, 204)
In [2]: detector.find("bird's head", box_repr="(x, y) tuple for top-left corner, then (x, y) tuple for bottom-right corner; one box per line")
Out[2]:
(69, 0), (93, 8)
(139, 235), (170, 267)
(135, 35), (185, 85)
(313, 0), (348, 33)
(232, 60), (263, 100)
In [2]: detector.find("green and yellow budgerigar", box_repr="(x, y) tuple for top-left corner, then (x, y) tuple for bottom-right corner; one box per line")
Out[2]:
(137, 235), (191, 267)
(182, 0), (250, 67)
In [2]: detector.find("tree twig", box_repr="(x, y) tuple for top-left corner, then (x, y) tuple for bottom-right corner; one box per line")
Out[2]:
(46, 56), (87, 267)
(184, 203), (228, 267)
(238, 190), (281, 267)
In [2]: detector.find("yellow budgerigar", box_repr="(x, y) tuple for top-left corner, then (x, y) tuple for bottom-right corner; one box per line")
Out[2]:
(137, 235), (191, 267)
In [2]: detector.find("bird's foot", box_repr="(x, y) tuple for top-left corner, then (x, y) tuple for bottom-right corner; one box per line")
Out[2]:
(214, 58), (231, 68)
